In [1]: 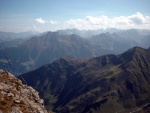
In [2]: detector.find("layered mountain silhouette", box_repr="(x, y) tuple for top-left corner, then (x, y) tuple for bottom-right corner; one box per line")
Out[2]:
(57, 28), (120, 38)
(0, 31), (39, 42)
(88, 30), (150, 54)
(0, 29), (149, 75)
(19, 47), (150, 113)
(0, 31), (111, 75)
(57, 28), (150, 39)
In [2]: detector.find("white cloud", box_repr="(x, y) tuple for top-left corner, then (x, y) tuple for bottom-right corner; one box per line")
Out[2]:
(86, 16), (109, 25)
(63, 12), (150, 30)
(35, 12), (150, 31)
(35, 18), (58, 25)
(64, 19), (90, 30)
(35, 18), (45, 24)
(49, 20), (58, 24)
(128, 12), (145, 24)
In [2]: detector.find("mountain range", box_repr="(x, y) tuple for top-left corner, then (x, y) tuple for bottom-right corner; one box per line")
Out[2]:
(0, 29), (149, 75)
(88, 29), (150, 54)
(58, 28), (150, 38)
(0, 31), (39, 42)
(0, 31), (40, 50)
(0, 31), (111, 75)
(19, 47), (150, 113)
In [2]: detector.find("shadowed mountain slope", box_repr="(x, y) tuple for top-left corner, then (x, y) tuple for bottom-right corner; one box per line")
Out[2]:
(19, 47), (150, 113)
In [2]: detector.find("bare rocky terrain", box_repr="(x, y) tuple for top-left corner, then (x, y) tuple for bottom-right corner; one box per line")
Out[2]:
(0, 69), (49, 113)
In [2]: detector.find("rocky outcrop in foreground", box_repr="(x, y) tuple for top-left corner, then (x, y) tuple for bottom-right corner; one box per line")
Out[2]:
(0, 69), (48, 113)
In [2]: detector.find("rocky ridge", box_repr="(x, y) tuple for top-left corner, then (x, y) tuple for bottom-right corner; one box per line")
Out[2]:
(0, 69), (49, 113)
(19, 47), (150, 113)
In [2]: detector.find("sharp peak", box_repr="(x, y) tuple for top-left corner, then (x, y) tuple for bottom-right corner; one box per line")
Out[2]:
(126, 46), (147, 53)
(119, 46), (149, 60)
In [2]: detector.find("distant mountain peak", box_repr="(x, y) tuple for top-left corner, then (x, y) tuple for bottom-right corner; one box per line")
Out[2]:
(120, 46), (149, 60)
(125, 46), (145, 54)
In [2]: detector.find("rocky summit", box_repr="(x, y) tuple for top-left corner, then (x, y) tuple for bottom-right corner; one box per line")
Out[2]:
(0, 69), (49, 113)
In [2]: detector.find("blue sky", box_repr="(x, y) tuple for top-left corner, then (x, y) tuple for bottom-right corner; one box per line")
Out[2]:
(0, 0), (150, 32)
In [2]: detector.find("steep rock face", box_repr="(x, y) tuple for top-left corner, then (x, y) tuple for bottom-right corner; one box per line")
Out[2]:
(0, 69), (49, 113)
(19, 47), (150, 113)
